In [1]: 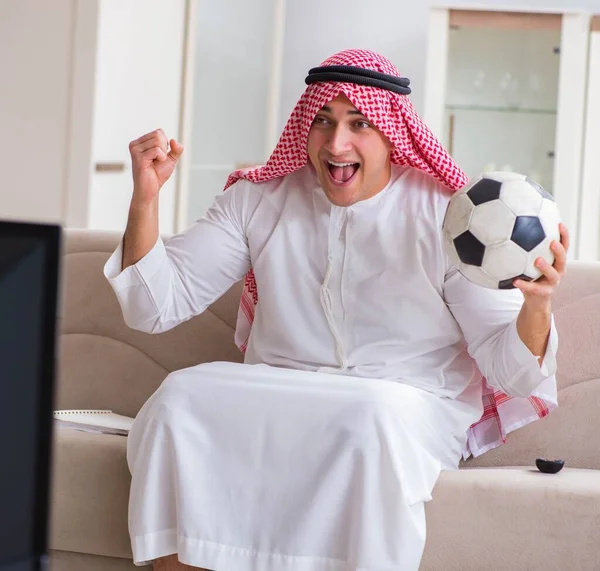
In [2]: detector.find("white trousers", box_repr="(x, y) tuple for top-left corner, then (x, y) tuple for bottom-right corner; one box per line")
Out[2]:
(127, 362), (481, 571)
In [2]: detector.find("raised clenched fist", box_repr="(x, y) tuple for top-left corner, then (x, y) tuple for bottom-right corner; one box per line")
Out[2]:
(128, 128), (184, 205)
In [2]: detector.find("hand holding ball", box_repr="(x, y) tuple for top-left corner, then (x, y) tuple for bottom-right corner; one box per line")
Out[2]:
(442, 172), (562, 289)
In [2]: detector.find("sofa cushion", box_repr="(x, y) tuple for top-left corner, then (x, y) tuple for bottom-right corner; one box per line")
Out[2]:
(50, 426), (600, 567)
(49, 428), (131, 559)
(422, 467), (600, 571)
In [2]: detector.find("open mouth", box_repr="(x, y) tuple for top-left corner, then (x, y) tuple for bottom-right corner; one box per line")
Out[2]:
(325, 160), (360, 187)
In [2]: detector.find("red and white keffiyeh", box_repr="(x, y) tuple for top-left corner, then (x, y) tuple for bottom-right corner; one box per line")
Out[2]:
(223, 49), (554, 458)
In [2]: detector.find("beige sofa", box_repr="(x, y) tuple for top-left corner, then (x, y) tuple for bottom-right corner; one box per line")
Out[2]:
(49, 229), (600, 571)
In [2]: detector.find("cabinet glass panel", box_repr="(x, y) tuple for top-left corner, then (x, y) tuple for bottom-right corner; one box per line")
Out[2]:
(443, 19), (561, 194)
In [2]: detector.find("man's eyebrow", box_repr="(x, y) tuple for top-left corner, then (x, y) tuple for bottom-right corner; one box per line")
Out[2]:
(320, 106), (366, 117)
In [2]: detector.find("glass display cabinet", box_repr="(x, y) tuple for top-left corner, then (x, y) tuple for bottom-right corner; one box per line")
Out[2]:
(424, 6), (591, 258)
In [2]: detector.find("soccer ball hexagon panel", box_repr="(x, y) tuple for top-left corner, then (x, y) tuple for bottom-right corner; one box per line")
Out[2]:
(442, 172), (561, 289)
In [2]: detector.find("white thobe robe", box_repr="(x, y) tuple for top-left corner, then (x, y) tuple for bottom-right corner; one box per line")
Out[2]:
(104, 164), (557, 570)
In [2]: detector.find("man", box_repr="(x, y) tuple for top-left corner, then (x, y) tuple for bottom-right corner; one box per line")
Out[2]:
(104, 49), (567, 571)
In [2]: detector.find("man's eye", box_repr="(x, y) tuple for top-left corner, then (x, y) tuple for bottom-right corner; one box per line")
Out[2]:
(313, 116), (330, 125)
(355, 121), (370, 129)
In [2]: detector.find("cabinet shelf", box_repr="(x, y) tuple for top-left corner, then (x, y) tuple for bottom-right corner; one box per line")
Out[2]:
(446, 104), (557, 115)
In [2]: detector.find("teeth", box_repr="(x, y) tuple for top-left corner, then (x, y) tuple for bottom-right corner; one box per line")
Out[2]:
(328, 160), (357, 167)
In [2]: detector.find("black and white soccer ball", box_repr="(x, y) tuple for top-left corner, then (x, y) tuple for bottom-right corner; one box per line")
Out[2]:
(442, 172), (561, 289)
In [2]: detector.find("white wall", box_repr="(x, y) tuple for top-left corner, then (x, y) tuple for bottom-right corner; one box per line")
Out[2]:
(0, 0), (89, 224)
(278, 0), (600, 132)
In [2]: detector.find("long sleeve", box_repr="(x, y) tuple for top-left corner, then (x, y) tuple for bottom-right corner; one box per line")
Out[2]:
(443, 267), (558, 399)
(103, 181), (259, 334)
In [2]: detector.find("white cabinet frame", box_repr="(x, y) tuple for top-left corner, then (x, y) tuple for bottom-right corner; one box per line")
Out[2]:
(578, 16), (600, 261)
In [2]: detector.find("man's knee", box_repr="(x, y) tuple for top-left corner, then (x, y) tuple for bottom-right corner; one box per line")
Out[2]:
(155, 368), (199, 407)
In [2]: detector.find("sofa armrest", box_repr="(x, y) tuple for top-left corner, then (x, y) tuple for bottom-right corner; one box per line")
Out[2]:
(422, 467), (600, 571)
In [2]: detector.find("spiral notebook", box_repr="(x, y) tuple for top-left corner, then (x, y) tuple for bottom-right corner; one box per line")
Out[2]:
(53, 410), (135, 436)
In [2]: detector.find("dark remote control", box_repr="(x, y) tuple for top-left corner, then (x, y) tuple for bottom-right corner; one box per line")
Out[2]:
(536, 458), (565, 474)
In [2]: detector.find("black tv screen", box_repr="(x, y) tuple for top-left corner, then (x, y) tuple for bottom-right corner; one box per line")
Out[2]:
(0, 221), (60, 571)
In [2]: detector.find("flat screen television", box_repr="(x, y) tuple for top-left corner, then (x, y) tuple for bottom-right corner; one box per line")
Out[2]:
(0, 220), (61, 571)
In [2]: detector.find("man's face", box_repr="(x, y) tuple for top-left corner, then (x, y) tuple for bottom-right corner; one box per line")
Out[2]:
(307, 94), (393, 207)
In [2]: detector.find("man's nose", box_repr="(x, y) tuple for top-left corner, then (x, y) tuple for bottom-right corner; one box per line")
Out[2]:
(325, 125), (353, 156)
